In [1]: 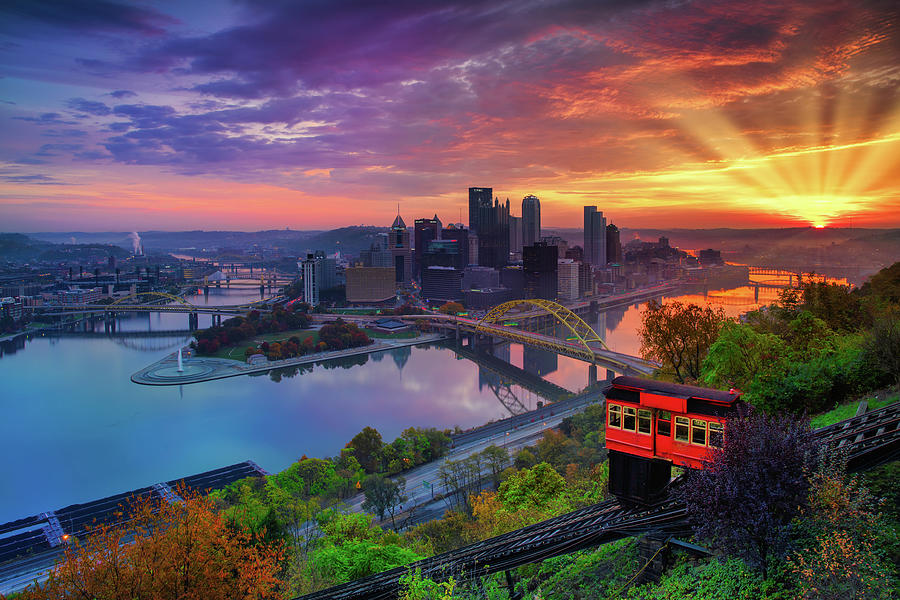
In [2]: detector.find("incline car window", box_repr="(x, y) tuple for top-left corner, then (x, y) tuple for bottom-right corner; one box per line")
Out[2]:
(692, 419), (707, 446)
(674, 416), (689, 442)
(608, 404), (621, 429)
(657, 411), (671, 437)
(637, 409), (652, 435)
(709, 422), (724, 448)
(623, 407), (636, 432)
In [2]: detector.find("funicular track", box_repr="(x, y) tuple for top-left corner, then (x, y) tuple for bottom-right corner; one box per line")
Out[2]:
(299, 402), (900, 600)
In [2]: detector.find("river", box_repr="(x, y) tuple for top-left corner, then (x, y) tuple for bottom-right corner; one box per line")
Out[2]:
(0, 282), (776, 523)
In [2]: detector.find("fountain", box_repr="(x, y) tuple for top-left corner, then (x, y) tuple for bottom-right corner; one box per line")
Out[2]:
(177, 348), (184, 373)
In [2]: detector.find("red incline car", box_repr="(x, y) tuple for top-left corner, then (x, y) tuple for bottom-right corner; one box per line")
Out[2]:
(605, 375), (744, 504)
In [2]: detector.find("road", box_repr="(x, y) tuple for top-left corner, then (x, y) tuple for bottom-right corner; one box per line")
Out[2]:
(339, 388), (606, 528)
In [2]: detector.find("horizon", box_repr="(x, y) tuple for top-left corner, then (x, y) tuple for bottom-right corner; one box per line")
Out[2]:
(7, 224), (900, 235)
(1, 1), (898, 230)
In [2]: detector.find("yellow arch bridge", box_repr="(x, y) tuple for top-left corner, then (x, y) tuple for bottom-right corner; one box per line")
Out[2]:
(396, 299), (659, 376)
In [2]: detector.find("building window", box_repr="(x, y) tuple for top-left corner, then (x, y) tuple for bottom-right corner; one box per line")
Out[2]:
(637, 409), (652, 435)
(691, 419), (707, 446)
(674, 417), (689, 442)
(608, 404), (621, 429)
(709, 422), (724, 448)
(657, 411), (671, 437)
(623, 406), (636, 432)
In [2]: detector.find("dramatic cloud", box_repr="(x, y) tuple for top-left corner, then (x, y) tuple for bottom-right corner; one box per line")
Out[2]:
(0, 0), (897, 230)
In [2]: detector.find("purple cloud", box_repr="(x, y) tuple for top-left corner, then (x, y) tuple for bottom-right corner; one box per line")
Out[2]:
(0, 0), (177, 36)
(66, 98), (112, 116)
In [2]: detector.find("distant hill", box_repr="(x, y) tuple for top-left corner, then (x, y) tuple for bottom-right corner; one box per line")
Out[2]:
(0, 233), (129, 262)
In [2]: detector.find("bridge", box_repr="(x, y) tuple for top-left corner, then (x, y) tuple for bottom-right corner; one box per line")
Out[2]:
(419, 300), (658, 376)
(299, 401), (900, 600)
(32, 291), (273, 321)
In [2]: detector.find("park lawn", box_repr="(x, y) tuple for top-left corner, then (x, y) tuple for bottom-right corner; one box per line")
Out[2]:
(810, 392), (899, 429)
(211, 328), (319, 361)
(362, 327), (419, 339)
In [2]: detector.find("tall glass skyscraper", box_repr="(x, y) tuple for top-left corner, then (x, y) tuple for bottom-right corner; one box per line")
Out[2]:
(583, 206), (607, 266)
(522, 194), (541, 248)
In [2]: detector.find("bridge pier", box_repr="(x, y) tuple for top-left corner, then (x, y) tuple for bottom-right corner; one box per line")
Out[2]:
(754, 283), (759, 303)
(589, 364), (597, 387)
(188, 312), (199, 330)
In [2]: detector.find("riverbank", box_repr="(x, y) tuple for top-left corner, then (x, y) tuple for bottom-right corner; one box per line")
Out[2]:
(131, 332), (449, 385)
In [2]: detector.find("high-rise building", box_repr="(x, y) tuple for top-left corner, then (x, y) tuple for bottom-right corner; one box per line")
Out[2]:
(301, 253), (320, 306)
(414, 215), (441, 280)
(522, 194), (541, 247)
(361, 233), (392, 268)
(422, 239), (464, 271)
(523, 242), (557, 300)
(584, 206), (607, 267)
(345, 267), (396, 304)
(389, 214), (412, 284)
(557, 258), (580, 300)
(508, 215), (523, 254)
(468, 187), (493, 234)
(606, 223), (622, 264)
(421, 266), (463, 302)
(441, 225), (470, 267)
(468, 187), (509, 269)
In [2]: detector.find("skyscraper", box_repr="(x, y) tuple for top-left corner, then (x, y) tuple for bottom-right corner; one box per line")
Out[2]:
(508, 215), (522, 254)
(414, 215), (441, 280)
(468, 187), (493, 234)
(584, 206), (607, 267)
(523, 241), (558, 300)
(468, 188), (509, 269)
(606, 223), (622, 264)
(522, 194), (541, 247)
(389, 214), (412, 284)
(301, 253), (319, 306)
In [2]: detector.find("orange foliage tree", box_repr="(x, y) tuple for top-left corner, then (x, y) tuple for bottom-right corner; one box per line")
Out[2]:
(17, 487), (285, 600)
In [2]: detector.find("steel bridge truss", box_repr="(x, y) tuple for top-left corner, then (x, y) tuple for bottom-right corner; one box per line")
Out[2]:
(475, 299), (608, 362)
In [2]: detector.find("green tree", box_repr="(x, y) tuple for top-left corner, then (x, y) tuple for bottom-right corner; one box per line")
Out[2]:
(348, 426), (384, 473)
(361, 474), (408, 530)
(864, 308), (900, 390)
(479, 445), (510, 487)
(639, 300), (730, 383)
(701, 322), (787, 391)
(498, 462), (567, 512)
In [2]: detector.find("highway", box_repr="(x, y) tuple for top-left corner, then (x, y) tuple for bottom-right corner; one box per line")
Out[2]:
(338, 388), (605, 529)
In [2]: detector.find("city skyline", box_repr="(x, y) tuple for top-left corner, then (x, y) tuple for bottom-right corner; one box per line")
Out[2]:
(1, 1), (898, 231)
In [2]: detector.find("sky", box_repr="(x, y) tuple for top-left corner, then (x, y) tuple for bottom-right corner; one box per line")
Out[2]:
(0, 0), (898, 231)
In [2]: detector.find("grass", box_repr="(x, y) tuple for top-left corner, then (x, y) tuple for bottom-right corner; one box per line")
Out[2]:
(211, 328), (319, 361)
(361, 327), (419, 339)
(810, 391), (899, 429)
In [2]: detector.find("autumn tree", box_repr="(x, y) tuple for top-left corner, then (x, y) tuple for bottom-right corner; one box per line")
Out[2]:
(18, 487), (284, 600)
(438, 301), (465, 315)
(639, 300), (730, 383)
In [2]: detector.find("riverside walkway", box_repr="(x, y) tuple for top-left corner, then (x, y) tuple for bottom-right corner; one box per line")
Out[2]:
(131, 333), (449, 385)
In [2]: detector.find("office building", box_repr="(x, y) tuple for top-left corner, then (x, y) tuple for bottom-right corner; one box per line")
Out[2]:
(441, 225), (470, 268)
(301, 254), (320, 306)
(606, 223), (622, 264)
(523, 242), (557, 300)
(500, 266), (525, 298)
(345, 267), (396, 304)
(468, 187), (509, 269)
(465, 287), (513, 309)
(422, 239), (464, 271)
(414, 215), (441, 279)
(361, 233), (392, 268)
(508, 215), (523, 254)
(557, 259), (580, 300)
(522, 194), (541, 247)
(389, 214), (413, 284)
(422, 266), (463, 302)
(584, 206), (607, 266)
(462, 266), (499, 290)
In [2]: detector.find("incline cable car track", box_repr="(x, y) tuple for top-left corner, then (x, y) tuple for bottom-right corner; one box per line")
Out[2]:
(297, 401), (900, 600)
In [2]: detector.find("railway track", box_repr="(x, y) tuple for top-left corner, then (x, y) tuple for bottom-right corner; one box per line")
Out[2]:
(298, 402), (900, 600)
